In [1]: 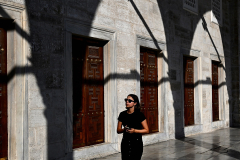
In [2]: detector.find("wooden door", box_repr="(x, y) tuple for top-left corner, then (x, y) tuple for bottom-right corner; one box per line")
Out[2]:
(72, 38), (85, 148)
(72, 37), (104, 148)
(0, 27), (7, 158)
(212, 62), (219, 121)
(184, 57), (194, 126)
(140, 49), (158, 133)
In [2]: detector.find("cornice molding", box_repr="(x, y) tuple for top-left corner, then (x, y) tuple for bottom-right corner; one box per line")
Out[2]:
(65, 18), (115, 36)
(0, 0), (25, 11)
(136, 34), (166, 51)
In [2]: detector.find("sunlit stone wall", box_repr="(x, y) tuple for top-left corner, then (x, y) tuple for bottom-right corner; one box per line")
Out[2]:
(0, 0), (238, 159)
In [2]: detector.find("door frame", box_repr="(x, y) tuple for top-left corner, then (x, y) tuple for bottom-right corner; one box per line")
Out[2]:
(210, 53), (225, 124)
(65, 19), (118, 158)
(0, 2), (26, 160)
(136, 35), (168, 143)
(181, 48), (202, 136)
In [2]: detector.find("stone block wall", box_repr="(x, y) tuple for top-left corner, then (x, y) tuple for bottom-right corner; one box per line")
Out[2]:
(230, 0), (240, 127)
(0, 0), (239, 159)
(24, 0), (66, 159)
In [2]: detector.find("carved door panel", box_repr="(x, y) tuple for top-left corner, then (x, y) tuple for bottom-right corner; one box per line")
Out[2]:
(85, 46), (104, 146)
(0, 27), (7, 158)
(212, 62), (219, 121)
(184, 57), (194, 126)
(72, 38), (104, 148)
(140, 49), (158, 133)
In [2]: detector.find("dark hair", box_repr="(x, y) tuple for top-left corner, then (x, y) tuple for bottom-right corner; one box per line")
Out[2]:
(128, 94), (141, 112)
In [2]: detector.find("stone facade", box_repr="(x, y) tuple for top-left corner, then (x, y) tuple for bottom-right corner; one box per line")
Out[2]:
(231, 0), (240, 127)
(0, 0), (239, 159)
(231, 2), (240, 126)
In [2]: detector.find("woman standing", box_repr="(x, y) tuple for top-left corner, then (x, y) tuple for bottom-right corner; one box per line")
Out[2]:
(117, 94), (149, 160)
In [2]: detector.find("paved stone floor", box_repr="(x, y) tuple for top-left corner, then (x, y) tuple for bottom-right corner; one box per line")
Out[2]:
(93, 128), (240, 160)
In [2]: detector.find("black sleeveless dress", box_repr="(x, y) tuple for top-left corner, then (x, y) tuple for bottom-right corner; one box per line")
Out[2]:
(118, 110), (146, 160)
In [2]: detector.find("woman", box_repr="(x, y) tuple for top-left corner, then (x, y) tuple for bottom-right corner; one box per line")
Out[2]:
(117, 94), (149, 160)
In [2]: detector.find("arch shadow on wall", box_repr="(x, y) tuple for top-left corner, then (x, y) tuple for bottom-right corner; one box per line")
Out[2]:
(0, 0), (236, 159)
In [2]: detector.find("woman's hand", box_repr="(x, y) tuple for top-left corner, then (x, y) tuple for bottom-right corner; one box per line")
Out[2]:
(124, 125), (129, 131)
(129, 120), (149, 134)
(126, 128), (135, 134)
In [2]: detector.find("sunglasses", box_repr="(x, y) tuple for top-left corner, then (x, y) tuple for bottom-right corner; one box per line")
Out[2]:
(124, 98), (135, 103)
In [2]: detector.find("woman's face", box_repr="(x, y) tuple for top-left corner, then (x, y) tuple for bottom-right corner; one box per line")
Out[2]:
(125, 96), (137, 108)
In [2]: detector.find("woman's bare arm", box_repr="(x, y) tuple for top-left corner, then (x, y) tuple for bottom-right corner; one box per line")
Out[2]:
(117, 121), (125, 134)
(127, 119), (149, 134)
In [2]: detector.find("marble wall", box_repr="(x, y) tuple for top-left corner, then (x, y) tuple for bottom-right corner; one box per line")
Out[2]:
(0, 0), (238, 159)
